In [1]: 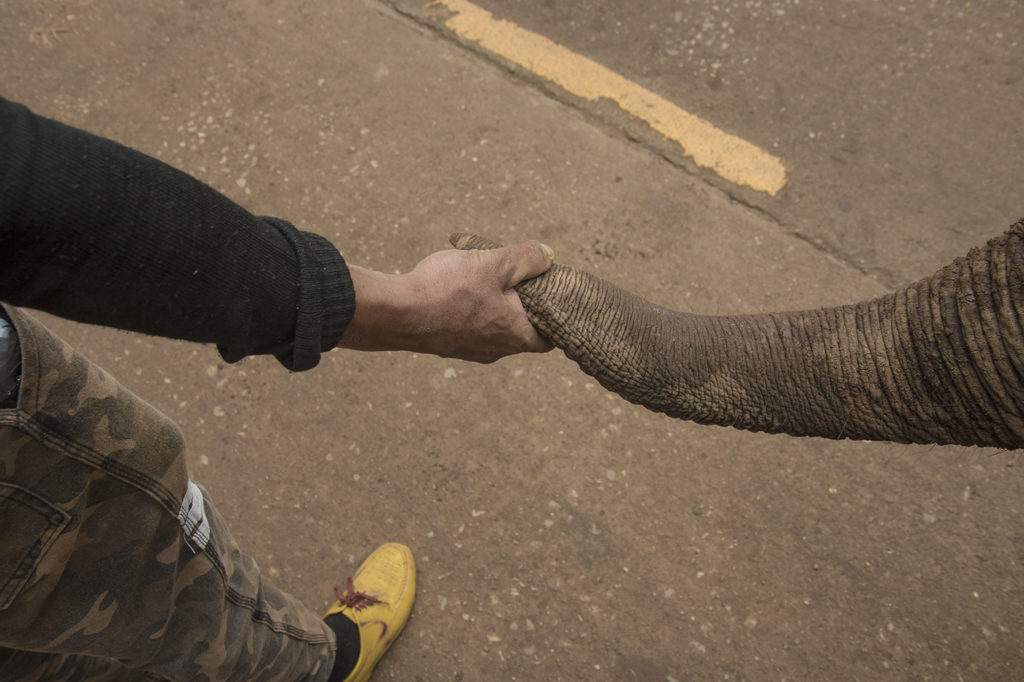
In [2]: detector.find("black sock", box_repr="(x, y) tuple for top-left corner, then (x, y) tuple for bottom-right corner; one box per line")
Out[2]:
(324, 613), (362, 682)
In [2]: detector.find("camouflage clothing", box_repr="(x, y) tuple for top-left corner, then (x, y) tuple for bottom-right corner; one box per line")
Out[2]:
(0, 306), (337, 681)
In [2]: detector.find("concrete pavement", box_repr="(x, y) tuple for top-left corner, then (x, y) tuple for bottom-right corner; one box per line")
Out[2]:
(2, 0), (1021, 679)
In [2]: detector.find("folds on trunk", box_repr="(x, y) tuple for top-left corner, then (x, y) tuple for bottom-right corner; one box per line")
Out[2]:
(453, 221), (1024, 449)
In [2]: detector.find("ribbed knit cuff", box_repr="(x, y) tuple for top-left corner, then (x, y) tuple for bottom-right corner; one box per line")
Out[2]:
(259, 217), (356, 372)
(304, 231), (356, 353)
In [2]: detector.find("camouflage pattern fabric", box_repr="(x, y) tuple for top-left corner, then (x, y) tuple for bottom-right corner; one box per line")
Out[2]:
(0, 306), (336, 681)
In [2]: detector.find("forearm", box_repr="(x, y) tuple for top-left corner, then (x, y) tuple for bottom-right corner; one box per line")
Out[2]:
(0, 96), (354, 370)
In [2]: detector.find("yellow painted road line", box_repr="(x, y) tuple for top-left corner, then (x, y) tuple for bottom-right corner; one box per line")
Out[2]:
(430, 0), (787, 195)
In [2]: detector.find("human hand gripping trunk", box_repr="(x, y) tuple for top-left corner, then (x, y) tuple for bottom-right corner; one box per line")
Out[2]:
(337, 240), (555, 363)
(452, 222), (1024, 450)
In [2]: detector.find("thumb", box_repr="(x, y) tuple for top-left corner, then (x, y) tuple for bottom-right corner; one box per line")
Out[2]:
(496, 240), (555, 287)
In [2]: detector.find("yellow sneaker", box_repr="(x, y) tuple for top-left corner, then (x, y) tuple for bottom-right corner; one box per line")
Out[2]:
(324, 543), (416, 682)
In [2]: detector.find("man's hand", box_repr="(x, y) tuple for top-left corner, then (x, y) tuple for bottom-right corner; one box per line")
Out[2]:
(338, 240), (555, 363)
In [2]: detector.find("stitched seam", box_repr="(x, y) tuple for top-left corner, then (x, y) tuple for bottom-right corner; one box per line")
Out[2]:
(222, 584), (334, 646)
(12, 412), (181, 517)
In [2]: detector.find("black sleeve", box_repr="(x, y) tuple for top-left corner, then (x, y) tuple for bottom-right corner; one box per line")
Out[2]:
(0, 96), (355, 371)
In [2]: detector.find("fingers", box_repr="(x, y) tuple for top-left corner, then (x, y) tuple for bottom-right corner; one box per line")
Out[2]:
(448, 233), (555, 286)
(487, 240), (555, 355)
(495, 240), (555, 288)
(519, 325), (554, 354)
(504, 288), (554, 354)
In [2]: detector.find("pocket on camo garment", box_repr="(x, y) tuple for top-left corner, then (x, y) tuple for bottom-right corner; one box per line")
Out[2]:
(0, 482), (70, 610)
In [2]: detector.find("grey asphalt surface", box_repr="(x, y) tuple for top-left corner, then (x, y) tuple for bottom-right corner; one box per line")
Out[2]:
(397, 0), (1024, 288)
(2, 0), (1022, 679)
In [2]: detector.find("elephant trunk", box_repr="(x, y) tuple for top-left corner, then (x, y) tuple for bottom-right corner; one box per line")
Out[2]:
(454, 220), (1024, 449)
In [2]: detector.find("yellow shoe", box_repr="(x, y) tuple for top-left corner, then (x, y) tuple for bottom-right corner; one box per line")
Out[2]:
(324, 543), (416, 682)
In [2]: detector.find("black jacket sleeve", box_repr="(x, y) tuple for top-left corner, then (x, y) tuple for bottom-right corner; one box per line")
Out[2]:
(0, 96), (355, 371)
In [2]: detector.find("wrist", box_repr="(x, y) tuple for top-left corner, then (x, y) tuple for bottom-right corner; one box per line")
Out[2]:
(338, 265), (423, 352)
